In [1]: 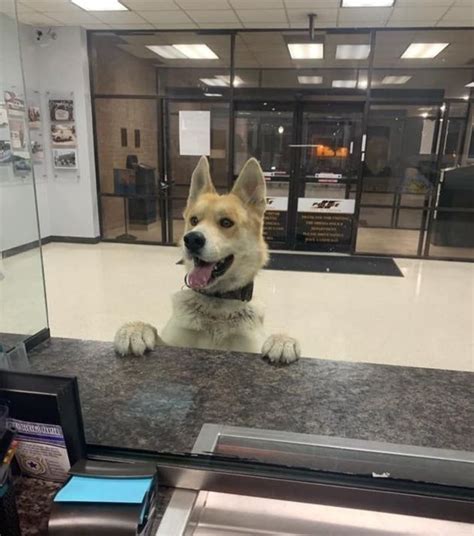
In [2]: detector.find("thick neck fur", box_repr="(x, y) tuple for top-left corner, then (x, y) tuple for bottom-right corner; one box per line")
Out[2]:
(172, 289), (264, 345)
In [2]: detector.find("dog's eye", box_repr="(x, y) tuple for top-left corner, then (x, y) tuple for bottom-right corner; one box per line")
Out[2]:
(220, 218), (234, 228)
(190, 216), (199, 226)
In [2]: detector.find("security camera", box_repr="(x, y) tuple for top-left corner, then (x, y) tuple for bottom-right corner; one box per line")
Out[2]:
(34, 27), (57, 47)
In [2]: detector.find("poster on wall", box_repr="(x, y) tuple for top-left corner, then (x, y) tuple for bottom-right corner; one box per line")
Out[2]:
(296, 198), (355, 252)
(0, 140), (12, 164)
(179, 110), (210, 156)
(53, 148), (77, 169)
(12, 150), (32, 177)
(28, 105), (41, 129)
(4, 90), (25, 115)
(51, 123), (76, 147)
(263, 196), (288, 245)
(31, 140), (44, 162)
(49, 99), (74, 122)
(8, 117), (27, 150)
(0, 104), (8, 127)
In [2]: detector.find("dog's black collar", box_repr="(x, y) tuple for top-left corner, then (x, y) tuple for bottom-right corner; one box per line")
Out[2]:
(186, 278), (254, 302)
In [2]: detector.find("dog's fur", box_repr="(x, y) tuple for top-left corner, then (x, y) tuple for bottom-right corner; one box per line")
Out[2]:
(114, 157), (300, 364)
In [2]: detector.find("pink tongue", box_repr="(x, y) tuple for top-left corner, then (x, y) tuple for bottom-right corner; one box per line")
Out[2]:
(187, 262), (217, 289)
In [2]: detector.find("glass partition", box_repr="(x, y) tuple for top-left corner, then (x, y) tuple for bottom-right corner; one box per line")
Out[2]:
(66, 26), (474, 486)
(0, 1), (48, 354)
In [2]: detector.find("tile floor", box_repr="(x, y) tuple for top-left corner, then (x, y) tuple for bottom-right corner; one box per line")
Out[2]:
(1, 242), (473, 371)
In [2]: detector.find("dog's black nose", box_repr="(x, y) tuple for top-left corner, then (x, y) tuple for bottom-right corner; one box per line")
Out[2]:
(184, 231), (206, 253)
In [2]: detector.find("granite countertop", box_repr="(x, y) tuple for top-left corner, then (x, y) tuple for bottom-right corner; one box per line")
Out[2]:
(29, 337), (473, 453)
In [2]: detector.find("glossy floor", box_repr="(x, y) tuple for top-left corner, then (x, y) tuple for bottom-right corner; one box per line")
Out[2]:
(19, 241), (470, 371)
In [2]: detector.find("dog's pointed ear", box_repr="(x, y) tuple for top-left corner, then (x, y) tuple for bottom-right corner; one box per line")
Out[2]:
(231, 158), (266, 215)
(188, 156), (216, 204)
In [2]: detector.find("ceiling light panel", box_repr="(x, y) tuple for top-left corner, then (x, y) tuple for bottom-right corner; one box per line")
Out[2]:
(465, 81), (474, 88)
(342, 0), (394, 5)
(336, 44), (371, 60)
(298, 76), (323, 84)
(200, 78), (226, 87)
(382, 75), (412, 84)
(146, 45), (187, 59)
(288, 43), (324, 60)
(173, 44), (219, 60)
(72, 0), (128, 10)
(401, 43), (449, 59)
(332, 80), (357, 88)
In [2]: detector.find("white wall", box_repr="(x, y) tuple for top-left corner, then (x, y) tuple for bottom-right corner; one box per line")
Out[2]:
(0, 12), (44, 251)
(21, 25), (99, 241)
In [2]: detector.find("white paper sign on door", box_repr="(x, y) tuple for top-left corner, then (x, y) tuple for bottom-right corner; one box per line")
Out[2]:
(179, 110), (210, 156)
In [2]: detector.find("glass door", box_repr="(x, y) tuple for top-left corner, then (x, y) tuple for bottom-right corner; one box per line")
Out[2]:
(293, 102), (364, 252)
(234, 101), (295, 249)
(166, 100), (230, 244)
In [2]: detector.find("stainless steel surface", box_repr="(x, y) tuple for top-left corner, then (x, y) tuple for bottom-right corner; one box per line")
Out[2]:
(158, 424), (474, 535)
(156, 490), (198, 536)
(188, 492), (473, 536)
(192, 424), (474, 488)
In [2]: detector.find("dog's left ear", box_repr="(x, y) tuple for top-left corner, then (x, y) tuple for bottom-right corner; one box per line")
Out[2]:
(231, 158), (266, 215)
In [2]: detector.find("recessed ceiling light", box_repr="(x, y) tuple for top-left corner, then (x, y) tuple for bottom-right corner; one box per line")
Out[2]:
(332, 80), (357, 88)
(401, 43), (449, 59)
(200, 78), (226, 87)
(215, 75), (244, 87)
(336, 44), (371, 60)
(71, 0), (127, 10)
(465, 81), (474, 87)
(382, 75), (412, 84)
(342, 0), (394, 6)
(288, 43), (324, 60)
(173, 44), (218, 60)
(146, 45), (187, 59)
(298, 76), (323, 84)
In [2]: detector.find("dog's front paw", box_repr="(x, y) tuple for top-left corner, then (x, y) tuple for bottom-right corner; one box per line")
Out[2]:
(261, 334), (301, 365)
(114, 321), (161, 357)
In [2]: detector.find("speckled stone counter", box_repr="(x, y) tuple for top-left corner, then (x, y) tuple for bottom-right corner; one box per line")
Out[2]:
(29, 337), (473, 453)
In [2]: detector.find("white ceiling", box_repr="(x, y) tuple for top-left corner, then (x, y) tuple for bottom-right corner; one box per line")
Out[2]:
(10, 0), (474, 30)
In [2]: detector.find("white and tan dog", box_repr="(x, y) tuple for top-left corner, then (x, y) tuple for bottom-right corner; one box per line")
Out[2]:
(114, 156), (300, 365)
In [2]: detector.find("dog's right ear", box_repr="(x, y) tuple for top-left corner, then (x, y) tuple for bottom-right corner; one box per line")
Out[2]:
(187, 156), (216, 204)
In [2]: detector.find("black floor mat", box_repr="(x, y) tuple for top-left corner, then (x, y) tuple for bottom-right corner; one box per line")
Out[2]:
(266, 253), (403, 277)
(178, 254), (402, 277)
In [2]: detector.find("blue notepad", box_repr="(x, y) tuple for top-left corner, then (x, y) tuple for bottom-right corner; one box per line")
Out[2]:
(55, 476), (152, 504)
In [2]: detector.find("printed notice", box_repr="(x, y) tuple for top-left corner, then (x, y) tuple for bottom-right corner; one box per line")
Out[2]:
(179, 110), (210, 156)
(264, 196), (288, 244)
(8, 418), (71, 482)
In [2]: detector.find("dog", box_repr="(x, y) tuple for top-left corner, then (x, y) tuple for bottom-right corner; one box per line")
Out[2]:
(114, 156), (300, 365)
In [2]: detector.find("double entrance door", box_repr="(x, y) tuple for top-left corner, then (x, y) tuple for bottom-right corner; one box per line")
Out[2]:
(164, 99), (365, 253)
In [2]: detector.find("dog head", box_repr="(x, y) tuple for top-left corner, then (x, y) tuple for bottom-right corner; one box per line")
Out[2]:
(182, 156), (268, 293)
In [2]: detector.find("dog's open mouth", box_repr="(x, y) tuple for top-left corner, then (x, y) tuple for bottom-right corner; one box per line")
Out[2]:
(187, 255), (234, 290)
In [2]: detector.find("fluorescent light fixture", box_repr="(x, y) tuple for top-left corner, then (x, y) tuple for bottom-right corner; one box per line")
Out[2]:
(342, 0), (394, 6)
(173, 44), (218, 59)
(298, 76), (323, 84)
(336, 44), (371, 60)
(204, 93), (222, 97)
(332, 80), (357, 88)
(146, 46), (186, 59)
(465, 81), (474, 87)
(215, 75), (244, 86)
(358, 79), (368, 89)
(462, 95), (469, 100)
(382, 75), (412, 85)
(72, 0), (127, 10)
(401, 43), (449, 59)
(200, 78), (226, 87)
(421, 112), (429, 118)
(288, 43), (324, 60)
